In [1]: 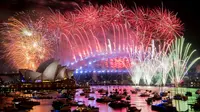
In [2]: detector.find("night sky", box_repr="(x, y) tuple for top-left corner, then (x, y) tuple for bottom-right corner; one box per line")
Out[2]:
(0, 0), (200, 72)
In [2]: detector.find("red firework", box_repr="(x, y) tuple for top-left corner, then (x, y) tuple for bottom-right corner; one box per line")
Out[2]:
(74, 5), (105, 29)
(48, 11), (71, 33)
(129, 7), (155, 41)
(153, 8), (184, 40)
(101, 3), (130, 25)
(128, 7), (183, 42)
(1, 2), (184, 69)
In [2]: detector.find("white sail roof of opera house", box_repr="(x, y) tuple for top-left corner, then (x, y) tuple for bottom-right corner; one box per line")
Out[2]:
(56, 66), (67, 80)
(42, 60), (59, 81)
(19, 69), (41, 81)
(36, 58), (55, 73)
(19, 59), (73, 82)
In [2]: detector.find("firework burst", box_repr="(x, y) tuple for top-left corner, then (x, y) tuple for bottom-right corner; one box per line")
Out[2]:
(169, 37), (200, 86)
(1, 2), (184, 73)
(2, 13), (54, 70)
(153, 8), (183, 40)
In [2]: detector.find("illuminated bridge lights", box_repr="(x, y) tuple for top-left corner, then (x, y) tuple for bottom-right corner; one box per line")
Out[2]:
(66, 55), (132, 73)
(73, 69), (128, 74)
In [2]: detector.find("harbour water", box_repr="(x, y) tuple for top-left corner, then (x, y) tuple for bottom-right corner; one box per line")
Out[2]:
(26, 86), (198, 112)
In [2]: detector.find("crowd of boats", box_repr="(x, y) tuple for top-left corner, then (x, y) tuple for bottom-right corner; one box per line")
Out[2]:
(51, 88), (200, 112)
(0, 87), (200, 112)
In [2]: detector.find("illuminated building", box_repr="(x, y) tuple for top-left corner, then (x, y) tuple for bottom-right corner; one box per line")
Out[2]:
(0, 59), (89, 91)
(19, 59), (74, 82)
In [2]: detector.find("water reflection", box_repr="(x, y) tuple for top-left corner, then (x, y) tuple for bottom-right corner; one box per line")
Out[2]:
(28, 86), (198, 112)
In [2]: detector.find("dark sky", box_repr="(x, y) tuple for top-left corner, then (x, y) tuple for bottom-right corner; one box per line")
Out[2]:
(0, 0), (200, 72)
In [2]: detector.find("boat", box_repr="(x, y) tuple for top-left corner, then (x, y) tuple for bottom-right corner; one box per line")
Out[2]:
(13, 97), (40, 110)
(195, 89), (200, 94)
(151, 102), (177, 112)
(140, 92), (150, 97)
(98, 89), (107, 94)
(109, 94), (125, 100)
(80, 92), (85, 96)
(173, 94), (188, 101)
(96, 96), (112, 103)
(88, 105), (99, 112)
(60, 105), (71, 112)
(127, 106), (141, 112)
(152, 93), (162, 100)
(160, 91), (168, 97)
(146, 97), (154, 105)
(122, 91), (128, 96)
(193, 97), (200, 111)
(72, 106), (86, 112)
(109, 100), (130, 109)
(131, 90), (137, 94)
(88, 97), (95, 100)
(77, 101), (85, 106)
(68, 101), (79, 106)
(52, 100), (64, 110)
(126, 95), (131, 100)
(73, 105), (99, 112)
(59, 93), (74, 99)
(185, 92), (192, 96)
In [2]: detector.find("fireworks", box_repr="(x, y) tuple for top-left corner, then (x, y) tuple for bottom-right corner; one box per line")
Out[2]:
(1, 13), (54, 71)
(75, 5), (104, 29)
(127, 40), (164, 86)
(127, 38), (200, 86)
(153, 8), (183, 40)
(2, 2), (194, 87)
(168, 37), (200, 86)
(156, 53), (172, 86)
(1, 2), (199, 87)
(46, 3), (183, 64)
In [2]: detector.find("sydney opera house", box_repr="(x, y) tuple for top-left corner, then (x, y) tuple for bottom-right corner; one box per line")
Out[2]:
(19, 58), (74, 82)
(0, 59), (84, 90)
